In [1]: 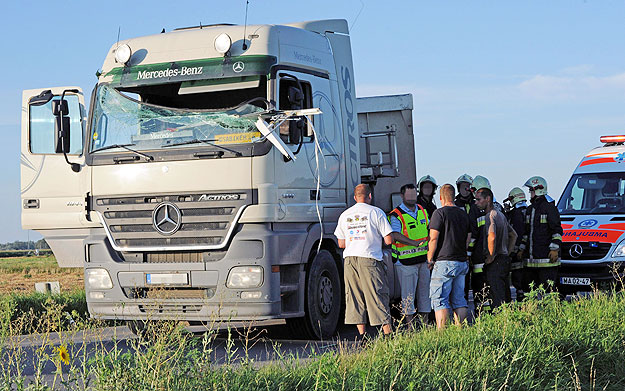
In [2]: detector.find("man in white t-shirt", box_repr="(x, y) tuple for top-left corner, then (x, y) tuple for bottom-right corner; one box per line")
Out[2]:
(334, 184), (394, 338)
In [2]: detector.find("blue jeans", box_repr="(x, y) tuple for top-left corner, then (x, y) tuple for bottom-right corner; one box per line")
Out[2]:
(430, 260), (469, 311)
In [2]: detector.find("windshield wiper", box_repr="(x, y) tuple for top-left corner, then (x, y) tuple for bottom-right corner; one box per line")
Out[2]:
(163, 139), (242, 157)
(91, 143), (154, 162)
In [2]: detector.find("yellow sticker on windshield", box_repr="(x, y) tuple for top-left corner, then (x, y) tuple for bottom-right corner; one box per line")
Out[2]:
(215, 132), (261, 144)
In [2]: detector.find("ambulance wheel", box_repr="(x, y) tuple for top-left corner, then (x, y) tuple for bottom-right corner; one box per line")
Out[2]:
(288, 250), (341, 339)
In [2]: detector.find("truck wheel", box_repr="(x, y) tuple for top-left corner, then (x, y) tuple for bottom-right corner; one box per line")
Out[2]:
(289, 249), (341, 339)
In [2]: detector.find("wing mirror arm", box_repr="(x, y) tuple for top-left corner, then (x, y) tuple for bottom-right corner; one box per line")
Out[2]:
(54, 89), (81, 173)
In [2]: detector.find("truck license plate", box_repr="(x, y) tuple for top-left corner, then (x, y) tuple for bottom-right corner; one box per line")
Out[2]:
(146, 273), (188, 285)
(560, 277), (591, 286)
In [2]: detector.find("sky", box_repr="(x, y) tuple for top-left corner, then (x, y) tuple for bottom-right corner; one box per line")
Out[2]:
(2, 1), (625, 242)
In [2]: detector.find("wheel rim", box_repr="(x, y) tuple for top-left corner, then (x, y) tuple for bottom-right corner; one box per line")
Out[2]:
(319, 273), (333, 314)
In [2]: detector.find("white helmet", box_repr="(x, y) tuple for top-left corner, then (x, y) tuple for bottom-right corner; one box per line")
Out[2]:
(507, 187), (527, 205)
(418, 175), (438, 188)
(524, 176), (548, 197)
(456, 174), (473, 186)
(471, 175), (491, 192)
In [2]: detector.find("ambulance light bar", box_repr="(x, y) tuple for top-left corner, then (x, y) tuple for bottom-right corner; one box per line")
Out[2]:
(600, 135), (625, 144)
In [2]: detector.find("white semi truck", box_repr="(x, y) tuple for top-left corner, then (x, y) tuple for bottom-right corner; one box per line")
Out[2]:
(20, 19), (416, 338)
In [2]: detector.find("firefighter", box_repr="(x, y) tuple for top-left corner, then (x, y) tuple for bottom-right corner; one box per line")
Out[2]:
(417, 175), (438, 218)
(455, 174), (475, 214)
(518, 176), (563, 290)
(505, 187), (527, 301)
(467, 175), (493, 314)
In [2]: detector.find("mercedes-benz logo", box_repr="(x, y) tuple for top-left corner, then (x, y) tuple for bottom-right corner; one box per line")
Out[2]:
(569, 243), (583, 259)
(152, 202), (182, 235)
(233, 61), (245, 73)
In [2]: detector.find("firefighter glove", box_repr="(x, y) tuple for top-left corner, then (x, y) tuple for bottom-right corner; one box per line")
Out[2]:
(548, 250), (559, 263)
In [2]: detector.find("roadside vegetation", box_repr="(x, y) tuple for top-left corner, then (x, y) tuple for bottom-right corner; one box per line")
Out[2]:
(0, 285), (623, 390)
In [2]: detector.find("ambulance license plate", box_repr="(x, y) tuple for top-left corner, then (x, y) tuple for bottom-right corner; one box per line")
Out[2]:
(560, 277), (591, 286)
(146, 273), (188, 285)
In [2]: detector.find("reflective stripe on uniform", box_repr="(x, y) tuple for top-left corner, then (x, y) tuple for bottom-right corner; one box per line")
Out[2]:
(510, 261), (524, 270)
(525, 258), (560, 268)
(473, 263), (484, 273)
(477, 216), (485, 227)
(552, 234), (562, 241)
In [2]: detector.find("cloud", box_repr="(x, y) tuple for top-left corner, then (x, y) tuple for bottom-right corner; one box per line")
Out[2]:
(518, 71), (625, 101)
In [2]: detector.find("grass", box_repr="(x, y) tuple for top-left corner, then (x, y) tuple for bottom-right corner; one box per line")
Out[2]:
(0, 286), (623, 390)
(0, 255), (64, 274)
(0, 255), (83, 294)
(0, 290), (88, 336)
(0, 249), (53, 258)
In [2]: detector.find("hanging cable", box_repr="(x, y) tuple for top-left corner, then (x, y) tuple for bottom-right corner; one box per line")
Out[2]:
(305, 115), (327, 253)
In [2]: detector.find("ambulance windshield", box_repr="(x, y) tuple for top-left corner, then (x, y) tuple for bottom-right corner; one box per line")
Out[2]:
(558, 172), (625, 214)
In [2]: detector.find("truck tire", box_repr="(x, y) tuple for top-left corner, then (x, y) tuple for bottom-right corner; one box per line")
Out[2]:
(288, 249), (341, 339)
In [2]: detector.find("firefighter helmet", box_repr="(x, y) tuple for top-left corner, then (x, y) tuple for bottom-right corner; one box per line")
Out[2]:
(471, 175), (491, 192)
(456, 174), (473, 186)
(418, 175), (438, 188)
(524, 176), (548, 196)
(507, 187), (527, 205)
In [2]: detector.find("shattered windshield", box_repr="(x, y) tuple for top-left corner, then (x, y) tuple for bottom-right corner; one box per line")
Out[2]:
(90, 84), (265, 153)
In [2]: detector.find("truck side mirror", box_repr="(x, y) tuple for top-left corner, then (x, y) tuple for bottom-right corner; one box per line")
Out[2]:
(29, 90), (54, 106)
(53, 99), (71, 154)
(287, 86), (304, 145)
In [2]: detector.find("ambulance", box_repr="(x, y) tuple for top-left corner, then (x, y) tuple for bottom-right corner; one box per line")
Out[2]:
(557, 135), (625, 294)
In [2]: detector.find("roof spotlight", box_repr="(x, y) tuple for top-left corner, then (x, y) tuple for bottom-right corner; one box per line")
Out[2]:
(114, 44), (132, 65)
(214, 33), (232, 55)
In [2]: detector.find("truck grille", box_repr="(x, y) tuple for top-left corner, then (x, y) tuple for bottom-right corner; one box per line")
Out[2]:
(94, 191), (252, 251)
(561, 242), (612, 260)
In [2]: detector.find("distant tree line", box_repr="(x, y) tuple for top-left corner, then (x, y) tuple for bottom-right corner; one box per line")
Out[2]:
(0, 239), (50, 251)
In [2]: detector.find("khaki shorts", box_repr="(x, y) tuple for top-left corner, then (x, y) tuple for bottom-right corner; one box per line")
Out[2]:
(344, 256), (391, 326)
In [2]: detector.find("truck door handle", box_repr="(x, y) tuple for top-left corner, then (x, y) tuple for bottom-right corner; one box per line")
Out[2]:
(24, 199), (39, 209)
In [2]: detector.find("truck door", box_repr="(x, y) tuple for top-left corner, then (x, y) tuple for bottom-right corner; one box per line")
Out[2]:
(273, 71), (345, 221)
(21, 87), (97, 267)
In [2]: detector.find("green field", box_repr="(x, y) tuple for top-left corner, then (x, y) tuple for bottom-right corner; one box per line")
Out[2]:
(0, 255), (61, 273)
(0, 249), (53, 258)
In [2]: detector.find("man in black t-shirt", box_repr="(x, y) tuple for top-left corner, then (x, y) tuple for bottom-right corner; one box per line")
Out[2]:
(427, 184), (471, 329)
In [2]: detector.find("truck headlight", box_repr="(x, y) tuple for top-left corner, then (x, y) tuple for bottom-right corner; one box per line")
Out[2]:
(226, 266), (263, 288)
(612, 240), (625, 257)
(86, 268), (113, 290)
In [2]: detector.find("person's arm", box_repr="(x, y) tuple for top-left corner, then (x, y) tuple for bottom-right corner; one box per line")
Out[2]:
(507, 225), (518, 254)
(379, 209), (395, 247)
(391, 232), (426, 247)
(334, 216), (346, 249)
(486, 212), (496, 263)
(427, 229), (439, 270)
(384, 234), (393, 246)
(388, 214), (425, 246)
(487, 231), (496, 263)
(547, 204), (563, 262)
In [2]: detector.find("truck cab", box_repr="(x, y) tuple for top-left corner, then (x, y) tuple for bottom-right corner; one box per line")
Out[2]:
(557, 135), (625, 294)
(20, 19), (416, 338)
